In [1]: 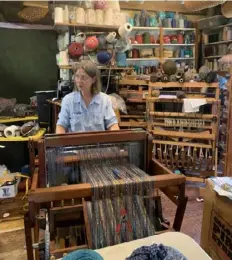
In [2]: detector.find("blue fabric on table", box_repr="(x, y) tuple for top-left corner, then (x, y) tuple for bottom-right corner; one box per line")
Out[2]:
(62, 249), (104, 260)
(126, 243), (187, 260)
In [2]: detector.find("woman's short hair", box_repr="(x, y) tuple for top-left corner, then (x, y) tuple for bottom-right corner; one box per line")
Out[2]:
(72, 60), (101, 94)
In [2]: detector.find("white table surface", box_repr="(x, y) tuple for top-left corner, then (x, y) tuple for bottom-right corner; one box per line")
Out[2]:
(95, 232), (211, 260)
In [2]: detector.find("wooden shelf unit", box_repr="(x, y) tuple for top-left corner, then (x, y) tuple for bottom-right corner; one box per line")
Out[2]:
(146, 81), (220, 182)
(118, 78), (148, 129)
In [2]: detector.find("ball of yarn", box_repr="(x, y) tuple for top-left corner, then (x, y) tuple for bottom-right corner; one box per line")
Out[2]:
(68, 43), (83, 58)
(169, 74), (176, 82)
(97, 51), (112, 64)
(176, 91), (186, 99)
(85, 36), (99, 51)
(95, 0), (107, 9)
(151, 90), (160, 97)
(163, 60), (177, 76)
(161, 74), (169, 82)
(150, 73), (158, 82)
(62, 249), (103, 260)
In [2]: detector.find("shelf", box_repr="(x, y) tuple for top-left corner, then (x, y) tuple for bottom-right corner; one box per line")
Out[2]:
(149, 82), (218, 88)
(131, 44), (160, 47)
(54, 22), (118, 32)
(58, 65), (133, 70)
(0, 128), (46, 142)
(147, 97), (216, 103)
(119, 79), (149, 85)
(205, 55), (222, 59)
(205, 40), (232, 46)
(0, 116), (38, 123)
(132, 27), (160, 30)
(127, 58), (160, 61)
(120, 115), (145, 119)
(163, 44), (195, 46)
(164, 57), (194, 60)
(163, 27), (196, 31)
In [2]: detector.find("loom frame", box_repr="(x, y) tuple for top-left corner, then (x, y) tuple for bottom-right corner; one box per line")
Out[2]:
(25, 130), (187, 260)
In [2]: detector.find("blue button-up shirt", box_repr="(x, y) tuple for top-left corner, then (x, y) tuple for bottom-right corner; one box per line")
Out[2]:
(57, 91), (118, 132)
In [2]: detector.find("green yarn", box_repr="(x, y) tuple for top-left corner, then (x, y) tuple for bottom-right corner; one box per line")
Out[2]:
(62, 249), (103, 260)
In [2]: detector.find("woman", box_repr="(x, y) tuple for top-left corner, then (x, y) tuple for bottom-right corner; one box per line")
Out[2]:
(56, 61), (119, 134)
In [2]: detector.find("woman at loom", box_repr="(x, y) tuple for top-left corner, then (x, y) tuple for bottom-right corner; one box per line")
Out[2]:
(56, 60), (119, 133)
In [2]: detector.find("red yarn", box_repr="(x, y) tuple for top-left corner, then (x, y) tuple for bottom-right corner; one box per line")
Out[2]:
(68, 43), (83, 58)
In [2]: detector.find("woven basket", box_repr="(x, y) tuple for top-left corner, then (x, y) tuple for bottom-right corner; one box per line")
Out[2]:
(184, 1), (226, 11)
(163, 50), (173, 58)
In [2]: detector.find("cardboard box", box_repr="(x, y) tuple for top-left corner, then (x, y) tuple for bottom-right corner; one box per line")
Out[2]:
(201, 179), (232, 260)
(0, 177), (20, 199)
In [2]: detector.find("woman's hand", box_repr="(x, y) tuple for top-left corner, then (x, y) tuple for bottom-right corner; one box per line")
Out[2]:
(56, 125), (66, 134)
(108, 123), (120, 131)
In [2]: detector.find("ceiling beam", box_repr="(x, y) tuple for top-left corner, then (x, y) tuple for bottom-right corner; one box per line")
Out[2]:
(120, 1), (207, 15)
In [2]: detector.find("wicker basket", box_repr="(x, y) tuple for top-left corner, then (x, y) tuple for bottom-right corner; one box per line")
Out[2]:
(163, 49), (173, 58)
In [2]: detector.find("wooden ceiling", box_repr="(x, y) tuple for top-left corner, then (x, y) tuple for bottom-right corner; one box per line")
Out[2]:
(120, 1), (207, 14)
(0, 1), (213, 24)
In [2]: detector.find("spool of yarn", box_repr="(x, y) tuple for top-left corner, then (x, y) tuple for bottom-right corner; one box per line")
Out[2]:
(143, 32), (151, 44)
(150, 74), (158, 82)
(115, 12), (127, 26)
(0, 124), (6, 137)
(106, 32), (116, 43)
(75, 33), (86, 44)
(161, 74), (169, 82)
(54, 7), (63, 23)
(135, 34), (143, 44)
(4, 125), (20, 138)
(169, 74), (177, 82)
(97, 51), (112, 64)
(68, 43), (83, 58)
(179, 18), (184, 28)
(86, 9), (96, 24)
(95, 0), (107, 9)
(104, 8), (113, 25)
(76, 8), (85, 24)
(63, 5), (69, 23)
(118, 23), (133, 39)
(96, 9), (104, 25)
(58, 51), (69, 65)
(115, 52), (127, 67)
(98, 35), (107, 49)
(132, 49), (139, 58)
(85, 36), (99, 51)
(69, 11), (76, 24)
(180, 49), (185, 58)
(172, 19), (177, 28)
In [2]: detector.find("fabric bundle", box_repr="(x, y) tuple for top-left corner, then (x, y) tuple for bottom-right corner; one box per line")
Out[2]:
(126, 243), (187, 260)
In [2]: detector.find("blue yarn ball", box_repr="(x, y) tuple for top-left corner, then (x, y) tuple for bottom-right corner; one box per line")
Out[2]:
(97, 51), (112, 64)
(62, 249), (103, 260)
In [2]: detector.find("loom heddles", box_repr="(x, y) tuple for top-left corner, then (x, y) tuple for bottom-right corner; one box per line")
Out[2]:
(80, 146), (155, 249)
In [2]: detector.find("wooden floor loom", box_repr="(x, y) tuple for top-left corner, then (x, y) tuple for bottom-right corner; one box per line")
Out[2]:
(25, 130), (187, 260)
(147, 82), (220, 185)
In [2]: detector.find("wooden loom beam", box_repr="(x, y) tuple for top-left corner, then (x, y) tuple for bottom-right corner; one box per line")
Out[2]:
(28, 174), (185, 203)
(44, 130), (147, 148)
